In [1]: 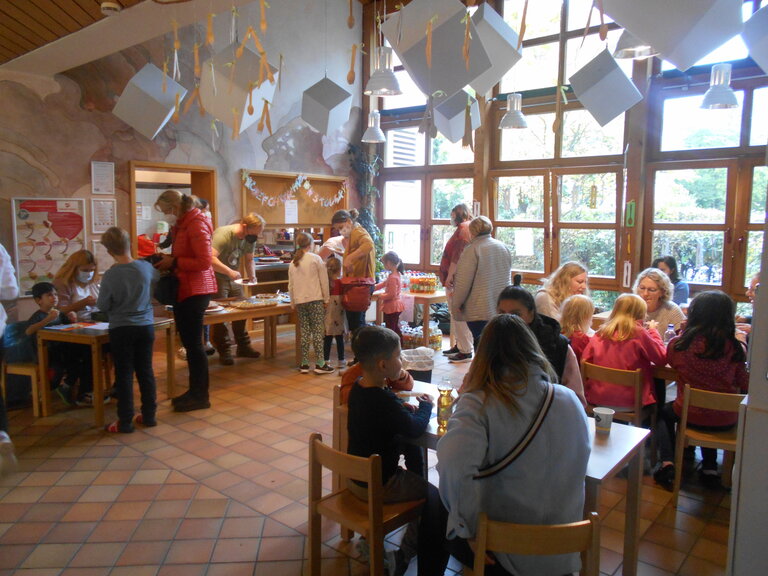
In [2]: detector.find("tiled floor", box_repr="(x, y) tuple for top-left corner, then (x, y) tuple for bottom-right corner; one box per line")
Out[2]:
(1, 325), (731, 575)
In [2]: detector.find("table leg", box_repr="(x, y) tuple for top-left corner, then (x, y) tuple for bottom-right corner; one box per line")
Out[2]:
(582, 482), (600, 576)
(166, 325), (175, 398)
(422, 302), (431, 347)
(376, 298), (383, 326)
(92, 343), (105, 428)
(622, 445), (644, 576)
(37, 338), (50, 418)
(263, 319), (272, 359)
(270, 317), (277, 358)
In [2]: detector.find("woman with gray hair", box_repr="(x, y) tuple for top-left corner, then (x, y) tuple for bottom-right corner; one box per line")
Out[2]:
(633, 267), (685, 334)
(450, 216), (513, 357)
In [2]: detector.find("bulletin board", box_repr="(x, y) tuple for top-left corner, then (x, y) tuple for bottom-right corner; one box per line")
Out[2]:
(241, 169), (348, 227)
(11, 197), (87, 297)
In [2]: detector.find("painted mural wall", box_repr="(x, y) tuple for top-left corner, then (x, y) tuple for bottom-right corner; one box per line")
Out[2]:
(0, 0), (364, 314)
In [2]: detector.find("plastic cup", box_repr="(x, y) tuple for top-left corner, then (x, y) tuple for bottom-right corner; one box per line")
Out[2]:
(594, 407), (615, 434)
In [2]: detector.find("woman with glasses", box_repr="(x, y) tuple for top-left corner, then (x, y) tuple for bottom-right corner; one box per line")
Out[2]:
(633, 267), (685, 336)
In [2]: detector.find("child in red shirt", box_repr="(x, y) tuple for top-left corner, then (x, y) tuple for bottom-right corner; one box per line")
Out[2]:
(560, 294), (594, 363)
(375, 251), (406, 341)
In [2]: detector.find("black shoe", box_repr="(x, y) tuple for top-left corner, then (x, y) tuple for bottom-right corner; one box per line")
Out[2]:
(448, 352), (473, 363)
(171, 391), (194, 406)
(699, 469), (723, 489)
(219, 351), (235, 366)
(236, 346), (261, 359)
(442, 346), (459, 356)
(173, 396), (211, 412)
(653, 463), (675, 490)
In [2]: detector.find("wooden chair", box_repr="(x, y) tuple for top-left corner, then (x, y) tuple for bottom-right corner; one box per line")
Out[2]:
(672, 384), (745, 507)
(308, 432), (425, 576)
(581, 362), (657, 465)
(466, 511), (600, 576)
(1, 360), (41, 418)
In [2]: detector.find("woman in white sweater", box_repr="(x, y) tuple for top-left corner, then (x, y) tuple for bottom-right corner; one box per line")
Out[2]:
(288, 233), (331, 374)
(534, 261), (589, 321)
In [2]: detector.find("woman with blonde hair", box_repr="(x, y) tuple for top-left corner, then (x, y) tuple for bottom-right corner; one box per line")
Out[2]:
(582, 293), (666, 409)
(154, 189), (217, 412)
(633, 267), (685, 334)
(535, 261), (589, 321)
(438, 314), (590, 576)
(54, 250), (100, 321)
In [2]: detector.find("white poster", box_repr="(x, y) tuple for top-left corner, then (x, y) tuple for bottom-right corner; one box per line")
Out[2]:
(514, 228), (534, 256)
(284, 198), (299, 224)
(91, 161), (115, 195)
(91, 198), (116, 234)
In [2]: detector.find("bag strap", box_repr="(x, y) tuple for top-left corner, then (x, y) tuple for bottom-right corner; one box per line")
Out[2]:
(473, 382), (555, 480)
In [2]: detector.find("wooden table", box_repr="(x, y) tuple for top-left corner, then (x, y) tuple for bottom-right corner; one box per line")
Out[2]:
(37, 319), (175, 427)
(405, 381), (649, 576)
(372, 289), (447, 346)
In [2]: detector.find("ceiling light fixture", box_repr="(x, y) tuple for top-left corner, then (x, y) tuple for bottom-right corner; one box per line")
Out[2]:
(364, 46), (402, 97)
(361, 109), (386, 143)
(613, 30), (659, 60)
(701, 63), (739, 109)
(498, 93), (527, 129)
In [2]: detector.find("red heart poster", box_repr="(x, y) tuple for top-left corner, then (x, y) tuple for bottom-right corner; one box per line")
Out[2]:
(47, 212), (84, 240)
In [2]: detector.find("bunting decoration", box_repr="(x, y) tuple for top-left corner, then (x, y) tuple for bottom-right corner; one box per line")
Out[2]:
(242, 172), (346, 208)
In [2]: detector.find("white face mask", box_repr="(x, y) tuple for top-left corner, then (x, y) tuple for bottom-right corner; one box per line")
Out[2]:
(163, 213), (177, 226)
(77, 270), (94, 284)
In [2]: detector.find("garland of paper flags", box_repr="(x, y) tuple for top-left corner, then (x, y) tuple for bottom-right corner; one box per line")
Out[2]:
(242, 171), (346, 208)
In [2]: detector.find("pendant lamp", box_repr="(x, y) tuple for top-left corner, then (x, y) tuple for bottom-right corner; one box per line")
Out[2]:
(498, 93), (527, 129)
(701, 63), (738, 109)
(364, 46), (402, 96)
(613, 30), (659, 60)
(361, 110), (386, 143)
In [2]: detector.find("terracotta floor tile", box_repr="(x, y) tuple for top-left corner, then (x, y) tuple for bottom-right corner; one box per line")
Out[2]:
(19, 471), (66, 487)
(117, 484), (162, 501)
(156, 484), (197, 501)
(677, 554), (727, 576)
(144, 500), (191, 519)
(22, 502), (71, 522)
(252, 560), (303, 576)
(131, 469), (171, 485)
(156, 565), (207, 576)
(257, 536), (305, 561)
(206, 562), (257, 576)
(104, 500), (151, 521)
(59, 568), (110, 576)
(2, 486), (48, 503)
(131, 518), (182, 541)
(116, 540), (171, 566)
(110, 566), (160, 576)
(635, 561), (675, 575)
(43, 521), (96, 543)
(643, 524), (699, 554)
(87, 520), (139, 542)
(40, 486), (86, 503)
(638, 540), (687, 573)
(690, 538), (728, 567)
(164, 539), (215, 564)
(211, 537), (261, 563)
(219, 516), (265, 539)
(68, 542), (125, 567)
(185, 498), (229, 519)
(20, 543), (80, 569)
(57, 470), (101, 486)
(78, 485), (124, 503)
(175, 518), (223, 540)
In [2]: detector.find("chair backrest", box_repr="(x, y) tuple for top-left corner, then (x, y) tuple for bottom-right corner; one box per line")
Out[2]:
(581, 362), (643, 423)
(474, 511), (600, 576)
(683, 384), (746, 414)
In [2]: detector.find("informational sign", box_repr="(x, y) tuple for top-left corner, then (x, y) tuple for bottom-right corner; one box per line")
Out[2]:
(91, 198), (116, 234)
(91, 161), (115, 195)
(11, 198), (87, 297)
(284, 198), (299, 224)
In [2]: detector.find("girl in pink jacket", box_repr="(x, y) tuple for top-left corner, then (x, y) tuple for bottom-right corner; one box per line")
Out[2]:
(374, 251), (406, 341)
(582, 293), (666, 408)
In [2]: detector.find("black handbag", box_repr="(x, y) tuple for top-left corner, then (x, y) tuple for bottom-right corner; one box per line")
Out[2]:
(154, 273), (179, 306)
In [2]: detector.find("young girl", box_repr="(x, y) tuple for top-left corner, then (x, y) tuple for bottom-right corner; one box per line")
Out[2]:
(581, 293), (666, 409)
(374, 251), (405, 341)
(289, 232), (332, 374)
(559, 294), (594, 363)
(653, 291), (748, 489)
(323, 256), (346, 368)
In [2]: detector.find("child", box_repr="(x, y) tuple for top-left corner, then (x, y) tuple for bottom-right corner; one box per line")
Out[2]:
(324, 256), (346, 368)
(289, 232), (332, 374)
(374, 251), (405, 341)
(346, 325), (447, 576)
(96, 227), (159, 433)
(581, 293), (666, 409)
(653, 291), (748, 489)
(24, 282), (82, 403)
(559, 294), (594, 363)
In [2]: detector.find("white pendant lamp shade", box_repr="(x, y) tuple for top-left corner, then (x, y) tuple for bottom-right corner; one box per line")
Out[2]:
(361, 110), (386, 143)
(498, 93), (527, 129)
(613, 30), (659, 60)
(701, 63), (738, 109)
(364, 47), (402, 97)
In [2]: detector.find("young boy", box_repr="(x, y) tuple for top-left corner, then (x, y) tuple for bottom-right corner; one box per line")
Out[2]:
(24, 282), (81, 403)
(97, 227), (159, 433)
(346, 325), (448, 576)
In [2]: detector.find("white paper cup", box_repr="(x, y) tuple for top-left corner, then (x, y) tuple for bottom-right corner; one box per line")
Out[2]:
(594, 407), (615, 434)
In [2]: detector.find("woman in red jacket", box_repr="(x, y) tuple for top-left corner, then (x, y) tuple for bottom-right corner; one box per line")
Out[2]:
(653, 291), (748, 489)
(154, 190), (217, 412)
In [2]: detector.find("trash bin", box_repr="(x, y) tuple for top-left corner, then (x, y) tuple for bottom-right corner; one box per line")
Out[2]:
(401, 346), (434, 383)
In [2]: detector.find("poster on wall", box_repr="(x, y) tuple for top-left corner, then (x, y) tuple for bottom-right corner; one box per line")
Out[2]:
(11, 198), (87, 297)
(91, 198), (116, 234)
(91, 161), (115, 195)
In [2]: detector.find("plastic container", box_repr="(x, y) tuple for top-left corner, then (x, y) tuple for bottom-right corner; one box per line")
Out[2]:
(401, 346), (434, 383)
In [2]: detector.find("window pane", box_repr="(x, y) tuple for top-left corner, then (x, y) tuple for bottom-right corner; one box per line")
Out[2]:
(503, 0), (561, 39)
(384, 127), (425, 167)
(431, 133), (475, 165)
(499, 113), (556, 160)
(660, 37), (749, 72)
(746, 230), (763, 283)
(500, 42), (559, 93)
(430, 224), (453, 266)
(652, 230), (724, 285)
(383, 180), (421, 219)
(495, 226), (545, 273)
(565, 30), (632, 81)
(660, 92), (744, 151)
(561, 109), (625, 157)
(560, 229), (616, 277)
(752, 166), (767, 224)
(591, 290), (619, 313)
(750, 86), (768, 146)
(432, 178), (473, 219)
(381, 69), (427, 110)
(496, 175), (545, 221)
(383, 224), (422, 264)
(653, 168), (727, 224)
(559, 173), (617, 223)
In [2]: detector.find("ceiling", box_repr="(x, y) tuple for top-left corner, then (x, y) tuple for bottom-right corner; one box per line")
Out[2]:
(0, 0), (144, 67)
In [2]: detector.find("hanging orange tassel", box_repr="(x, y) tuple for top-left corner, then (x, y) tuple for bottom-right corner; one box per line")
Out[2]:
(172, 92), (180, 124)
(162, 58), (168, 93)
(462, 12), (471, 72)
(248, 82), (255, 115)
(227, 60), (237, 93)
(518, 0), (529, 50)
(172, 20), (180, 51)
(183, 86), (196, 115)
(232, 108), (240, 139)
(260, 0), (268, 34)
(206, 13), (215, 45)
(257, 99), (272, 135)
(425, 16), (436, 68)
(193, 43), (201, 78)
(462, 100), (474, 151)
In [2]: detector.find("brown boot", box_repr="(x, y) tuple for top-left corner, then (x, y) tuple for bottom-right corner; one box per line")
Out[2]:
(219, 348), (235, 365)
(236, 345), (261, 359)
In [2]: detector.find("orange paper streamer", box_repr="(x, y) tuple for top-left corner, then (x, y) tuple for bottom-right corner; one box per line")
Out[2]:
(162, 59), (168, 93)
(193, 43), (200, 78)
(232, 108), (240, 139)
(172, 92), (180, 124)
(425, 17), (435, 68)
(596, 0), (608, 41)
(462, 12), (471, 71)
(248, 83), (255, 115)
(172, 20), (180, 51)
(517, 0), (529, 50)
(206, 13), (215, 45)
(260, 0), (268, 33)
(462, 100), (474, 151)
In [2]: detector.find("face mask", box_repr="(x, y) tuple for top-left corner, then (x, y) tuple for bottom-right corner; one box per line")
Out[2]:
(77, 271), (94, 284)
(245, 234), (258, 244)
(163, 213), (177, 226)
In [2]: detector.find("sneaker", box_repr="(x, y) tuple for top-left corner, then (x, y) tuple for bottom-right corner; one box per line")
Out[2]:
(448, 352), (473, 363)
(442, 345), (459, 356)
(204, 342), (216, 356)
(653, 463), (675, 490)
(314, 364), (335, 375)
(173, 395), (211, 413)
(299, 364), (310, 374)
(75, 393), (110, 407)
(219, 350), (235, 366)
(0, 431), (18, 477)
(236, 346), (261, 359)
(176, 347), (187, 361)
